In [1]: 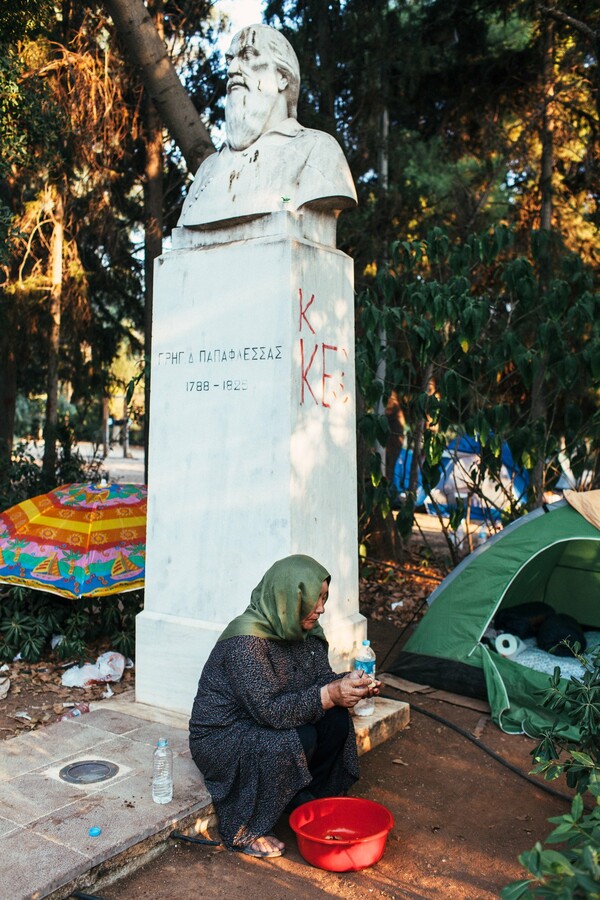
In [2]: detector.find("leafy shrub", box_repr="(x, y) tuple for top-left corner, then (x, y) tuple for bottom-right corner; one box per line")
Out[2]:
(0, 444), (43, 509)
(0, 585), (143, 663)
(501, 649), (600, 899)
(0, 438), (105, 510)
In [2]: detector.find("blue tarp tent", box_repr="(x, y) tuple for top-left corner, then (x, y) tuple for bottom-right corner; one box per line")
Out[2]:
(393, 437), (528, 523)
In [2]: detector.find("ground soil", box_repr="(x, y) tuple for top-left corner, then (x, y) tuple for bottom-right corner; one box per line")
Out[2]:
(0, 533), (573, 898)
(0, 652), (135, 736)
(96, 670), (572, 900)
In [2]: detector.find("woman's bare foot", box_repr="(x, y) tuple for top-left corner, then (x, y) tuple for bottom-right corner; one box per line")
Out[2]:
(242, 834), (285, 858)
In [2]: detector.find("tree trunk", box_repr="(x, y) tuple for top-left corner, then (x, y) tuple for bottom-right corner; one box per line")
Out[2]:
(104, 0), (214, 174)
(42, 189), (64, 482)
(122, 393), (130, 458)
(0, 292), (17, 463)
(375, 105), (390, 476)
(142, 0), (165, 485)
(102, 394), (110, 458)
(539, 17), (555, 233)
(528, 15), (555, 507)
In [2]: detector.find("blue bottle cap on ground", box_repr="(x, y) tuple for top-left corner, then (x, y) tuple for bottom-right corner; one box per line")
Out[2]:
(89, 826), (102, 837)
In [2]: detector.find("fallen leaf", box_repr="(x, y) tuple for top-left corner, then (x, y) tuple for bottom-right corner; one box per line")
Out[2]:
(392, 758), (409, 766)
(472, 715), (489, 739)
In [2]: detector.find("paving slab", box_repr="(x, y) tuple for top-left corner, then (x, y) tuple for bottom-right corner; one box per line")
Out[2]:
(0, 694), (408, 900)
(0, 707), (209, 900)
(0, 721), (116, 781)
(2, 828), (90, 900)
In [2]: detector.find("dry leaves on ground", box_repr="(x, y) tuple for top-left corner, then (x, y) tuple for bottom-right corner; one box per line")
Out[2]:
(0, 650), (134, 740)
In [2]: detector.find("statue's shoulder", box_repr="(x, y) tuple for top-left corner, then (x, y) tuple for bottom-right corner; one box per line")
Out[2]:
(285, 122), (357, 209)
(277, 120), (347, 156)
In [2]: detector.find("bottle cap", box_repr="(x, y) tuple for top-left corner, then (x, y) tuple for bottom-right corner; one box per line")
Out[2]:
(89, 826), (102, 837)
(157, 738), (168, 747)
(362, 639), (370, 646)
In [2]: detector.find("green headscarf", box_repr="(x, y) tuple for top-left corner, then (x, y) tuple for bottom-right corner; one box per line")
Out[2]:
(217, 554), (330, 644)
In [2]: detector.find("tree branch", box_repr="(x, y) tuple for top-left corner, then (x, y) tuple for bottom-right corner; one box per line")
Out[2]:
(536, 4), (596, 43)
(104, 0), (214, 173)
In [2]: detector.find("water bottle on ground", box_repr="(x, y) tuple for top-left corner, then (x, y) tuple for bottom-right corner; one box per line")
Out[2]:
(152, 738), (173, 804)
(59, 702), (90, 722)
(353, 639), (376, 717)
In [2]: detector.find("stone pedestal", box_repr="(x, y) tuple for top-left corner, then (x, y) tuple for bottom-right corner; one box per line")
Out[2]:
(136, 215), (365, 714)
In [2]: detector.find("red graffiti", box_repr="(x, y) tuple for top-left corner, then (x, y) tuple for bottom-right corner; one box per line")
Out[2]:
(298, 288), (316, 334)
(300, 339), (319, 404)
(321, 344), (338, 408)
(298, 289), (349, 408)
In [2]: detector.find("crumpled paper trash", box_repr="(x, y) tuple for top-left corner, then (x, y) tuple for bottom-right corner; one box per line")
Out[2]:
(0, 676), (10, 700)
(61, 651), (126, 688)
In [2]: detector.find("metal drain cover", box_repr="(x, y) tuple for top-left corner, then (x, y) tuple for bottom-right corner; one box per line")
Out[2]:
(59, 760), (119, 784)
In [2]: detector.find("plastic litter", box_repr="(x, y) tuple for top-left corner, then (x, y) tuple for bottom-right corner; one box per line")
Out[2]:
(61, 651), (126, 688)
(88, 826), (102, 837)
(0, 676), (10, 700)
(59, 702), (90, 721)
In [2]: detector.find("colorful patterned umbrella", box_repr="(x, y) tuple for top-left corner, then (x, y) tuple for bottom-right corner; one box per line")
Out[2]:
(0, 482), (146, 599)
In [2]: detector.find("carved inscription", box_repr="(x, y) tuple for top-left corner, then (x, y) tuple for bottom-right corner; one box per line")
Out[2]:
(156, 345), (283, 395)
(157, 347), (282, 365)
(155, 291), (350, 408)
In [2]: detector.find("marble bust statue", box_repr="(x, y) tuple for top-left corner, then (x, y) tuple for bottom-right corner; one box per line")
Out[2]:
(177, 24), (357, 237)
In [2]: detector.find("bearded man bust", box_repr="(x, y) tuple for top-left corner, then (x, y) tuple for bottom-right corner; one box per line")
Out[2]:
(177, 24), (357, 235)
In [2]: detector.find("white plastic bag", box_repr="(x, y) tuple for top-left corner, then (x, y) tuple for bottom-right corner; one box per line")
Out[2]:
(61, 651), (126, 688)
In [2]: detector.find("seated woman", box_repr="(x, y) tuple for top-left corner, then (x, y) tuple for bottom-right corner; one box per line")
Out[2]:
(189, 554), (379, 858)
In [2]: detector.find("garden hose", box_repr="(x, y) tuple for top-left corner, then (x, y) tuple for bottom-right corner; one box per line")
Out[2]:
(72, 892), (106, 899)
(170, 831), (221, 846)
(381, 691), (593, 812)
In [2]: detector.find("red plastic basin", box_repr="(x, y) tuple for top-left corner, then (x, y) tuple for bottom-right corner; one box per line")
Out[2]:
(289, 796), (394, 872)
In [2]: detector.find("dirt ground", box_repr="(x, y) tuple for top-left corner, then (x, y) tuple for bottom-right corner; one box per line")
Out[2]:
(97, 677), (570, 900)
(0, 654), (135, 736)
(0, 536), (573, 898)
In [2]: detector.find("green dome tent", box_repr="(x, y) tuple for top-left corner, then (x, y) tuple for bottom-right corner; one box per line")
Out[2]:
(390, 492), (600, 736)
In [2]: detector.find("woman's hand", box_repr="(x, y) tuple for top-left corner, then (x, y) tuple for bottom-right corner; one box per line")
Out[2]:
(321, 669), (381, 710)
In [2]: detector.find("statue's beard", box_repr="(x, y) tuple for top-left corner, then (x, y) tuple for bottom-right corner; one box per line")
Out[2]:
(225, 87), (278, 151)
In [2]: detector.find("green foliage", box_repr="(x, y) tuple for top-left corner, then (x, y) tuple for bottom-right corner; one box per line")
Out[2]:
(0, 431), (105, 510)
(266, 0), (599, 274)
(0, 585), (143, 663)
(355, 225), (599, 557)
(0, 444), (44, 510)
(501, 649), (600, 899)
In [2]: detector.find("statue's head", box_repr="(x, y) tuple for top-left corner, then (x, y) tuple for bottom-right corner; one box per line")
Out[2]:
(225, 24), (301, 150)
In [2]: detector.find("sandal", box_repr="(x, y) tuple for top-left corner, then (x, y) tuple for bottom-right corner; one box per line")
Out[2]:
(239, 835), (285, 858)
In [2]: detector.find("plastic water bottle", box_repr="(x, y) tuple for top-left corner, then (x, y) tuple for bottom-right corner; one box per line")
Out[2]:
(152, 738), (173, 804)
(353, 639), (376, 717)
(59, 702), (90, 722)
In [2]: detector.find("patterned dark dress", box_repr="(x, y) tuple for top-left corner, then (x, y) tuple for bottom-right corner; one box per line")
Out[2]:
(189, 634), (359, 849)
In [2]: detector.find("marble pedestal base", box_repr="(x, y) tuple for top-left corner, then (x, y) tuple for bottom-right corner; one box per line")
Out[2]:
(136, 226), (365, 715)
